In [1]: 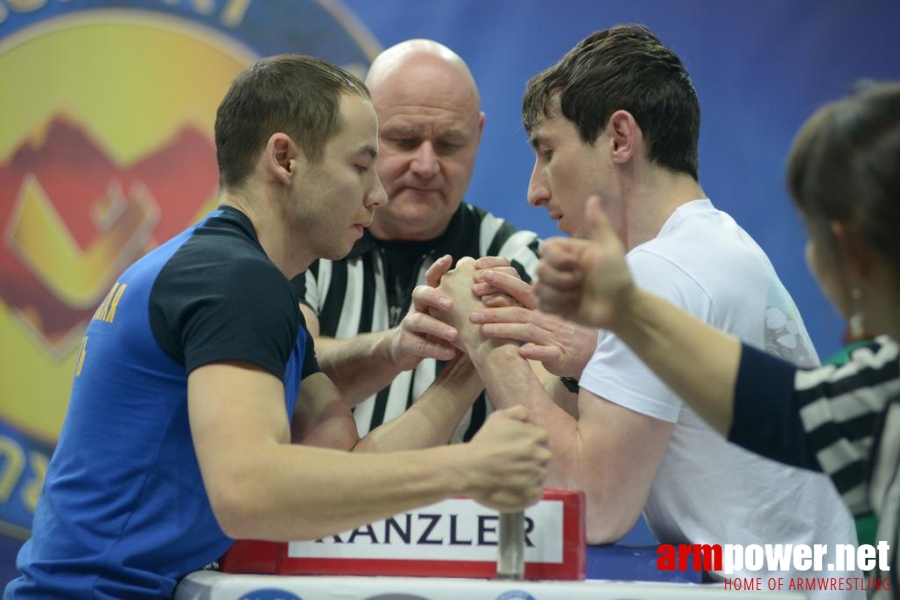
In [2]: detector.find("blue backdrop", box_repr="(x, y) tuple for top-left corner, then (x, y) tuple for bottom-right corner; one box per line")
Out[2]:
(342, 0), (900, 359)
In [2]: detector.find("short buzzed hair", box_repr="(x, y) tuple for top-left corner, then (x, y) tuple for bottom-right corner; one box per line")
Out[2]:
(215, 54), (370, 189)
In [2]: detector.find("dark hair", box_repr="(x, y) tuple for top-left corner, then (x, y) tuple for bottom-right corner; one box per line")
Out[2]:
(787, 82), (900, 268)
(215, 54), (369, 189)
(522, 24), (700, 180)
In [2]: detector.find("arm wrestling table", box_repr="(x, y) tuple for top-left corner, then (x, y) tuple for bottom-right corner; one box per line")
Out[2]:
(174, 490), (806, 600)
(174, 570), (806, 600)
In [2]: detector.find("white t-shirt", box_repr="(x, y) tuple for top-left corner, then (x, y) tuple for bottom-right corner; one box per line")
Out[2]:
(580, 200), (862, 598)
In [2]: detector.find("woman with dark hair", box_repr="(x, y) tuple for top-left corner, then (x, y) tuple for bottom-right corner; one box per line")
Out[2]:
(534, 82), (900, 599)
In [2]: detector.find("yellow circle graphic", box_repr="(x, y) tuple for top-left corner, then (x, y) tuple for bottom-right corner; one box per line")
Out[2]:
(0, 12), (255, 442)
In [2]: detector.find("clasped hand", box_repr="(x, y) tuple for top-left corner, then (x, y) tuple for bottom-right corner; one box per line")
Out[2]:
(386, 255), (524, 368)
(423, 257), (597, 379)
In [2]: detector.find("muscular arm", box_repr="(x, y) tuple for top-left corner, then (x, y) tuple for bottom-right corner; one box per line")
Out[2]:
(301, 256), (460, 406)
(189, 362), (473, 541)
(301, 305), (409, 406)
(189, 361), (549, 542)
(357, 353), (483, 451)
(473, 343), (673, 543)
(292, 355), (484, 453)
(434, 259), (672, 543)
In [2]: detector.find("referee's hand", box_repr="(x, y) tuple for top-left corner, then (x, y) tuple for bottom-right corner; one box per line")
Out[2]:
(464, 406), (550, 512)
(388, 255), (460, 370)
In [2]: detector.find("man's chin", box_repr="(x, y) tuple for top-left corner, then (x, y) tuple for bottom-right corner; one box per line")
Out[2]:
(324, 239), (358, 261)
(557, 221), (577, 238)
(327, 248), (354, 262)
(374, 199), (459, 240)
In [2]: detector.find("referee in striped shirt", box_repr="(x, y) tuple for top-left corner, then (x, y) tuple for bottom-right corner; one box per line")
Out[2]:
(292, 40), (541, 442)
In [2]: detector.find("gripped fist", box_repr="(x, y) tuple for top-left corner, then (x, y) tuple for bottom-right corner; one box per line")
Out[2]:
(534, 196), (636, 330)
(466, 405), (551, 512)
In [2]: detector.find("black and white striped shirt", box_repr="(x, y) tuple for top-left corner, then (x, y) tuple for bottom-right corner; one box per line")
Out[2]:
(292, 203), (541, 441)
(731, 335), (900, 598)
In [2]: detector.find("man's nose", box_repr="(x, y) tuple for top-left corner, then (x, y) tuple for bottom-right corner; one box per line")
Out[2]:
(367, 174), (389, 208)
(527, 162), (550, 207)
(410, 141), (439, 178)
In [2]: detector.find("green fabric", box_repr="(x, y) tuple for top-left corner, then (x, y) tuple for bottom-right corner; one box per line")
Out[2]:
(822, 339), (874, 366)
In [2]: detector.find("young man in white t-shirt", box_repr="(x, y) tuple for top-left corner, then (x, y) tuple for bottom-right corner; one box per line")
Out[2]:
(429, 25), (862, 596)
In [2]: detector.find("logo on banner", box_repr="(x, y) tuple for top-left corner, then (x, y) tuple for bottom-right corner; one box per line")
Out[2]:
(0, 0), (378, 538)
(496, 592), (537, 600)
(238, 591), (302, 600)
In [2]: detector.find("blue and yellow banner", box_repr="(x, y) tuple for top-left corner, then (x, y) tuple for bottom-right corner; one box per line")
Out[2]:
(0, 0), (377, 540)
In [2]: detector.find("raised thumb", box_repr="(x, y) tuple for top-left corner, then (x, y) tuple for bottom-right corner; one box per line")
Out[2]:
(584, 195), (610, 243)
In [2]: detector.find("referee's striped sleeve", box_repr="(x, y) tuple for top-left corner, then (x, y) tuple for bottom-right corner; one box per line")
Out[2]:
(478, 211), (541, 282)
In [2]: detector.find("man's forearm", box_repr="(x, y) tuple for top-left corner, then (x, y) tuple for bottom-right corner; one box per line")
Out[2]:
(465, 338), (580, 489)
(217, 443), (476, 542)
(460, 336), (662, 545)
(315, 332), (404, 406)
(354, 355), (484, 452)
(427, 282), (665, 544)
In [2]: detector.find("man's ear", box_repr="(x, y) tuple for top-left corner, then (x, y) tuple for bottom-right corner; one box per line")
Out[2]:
(476, 111), (486, 145)
(265, 132), (300, 185)
(606, 110), (639, 164)
(831, 221), (875, 281)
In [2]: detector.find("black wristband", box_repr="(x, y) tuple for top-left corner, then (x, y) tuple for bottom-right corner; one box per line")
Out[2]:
(560, 376), (580, 394)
